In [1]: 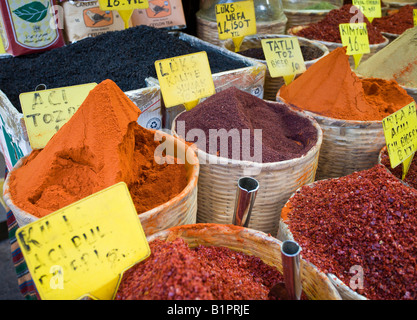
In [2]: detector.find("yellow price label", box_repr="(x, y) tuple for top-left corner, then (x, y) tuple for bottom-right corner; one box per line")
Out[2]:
(215, 0), (257, 52)
(261, 37), (306, 85)
(382, 101), (417, 174)
(352, 0), (382, 22)
(20, 83), (97, 150)
(16, 182), (151, 300)
(98, 0), (149, 10)
(339, 23), (370, 68)
(155, 51), (215, 110)
(414, 9), (417, 26)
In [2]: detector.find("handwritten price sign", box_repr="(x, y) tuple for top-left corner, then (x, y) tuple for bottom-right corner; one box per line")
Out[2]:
(215, 0), (256, 52)
(382, 102), (417, 179)
(352, 0), (381, 22)
(20, 83), (97, 149)
(16, 182), (150, 300)
(155, 51), (215, 111)
(261, 37), (306, 85)
(98, 0), (149, 10)
(339, 23), (370, 68)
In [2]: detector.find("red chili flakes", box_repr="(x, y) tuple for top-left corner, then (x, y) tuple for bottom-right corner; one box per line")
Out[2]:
(372, 5), (416, 35)
(115, 238), (305, 300)
(286, 164), (417, 300)
(380, 147), (417, 190)
(296, 4), (385, 44)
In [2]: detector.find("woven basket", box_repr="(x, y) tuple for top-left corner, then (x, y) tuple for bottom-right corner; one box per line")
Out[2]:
(277, 183), (367, 300)
(171, 106), (323, 237)
(277, 94), (386, 180)
(288, 26), (389, 68)
(2, 130), (199, 236)
(139, 223), (342, 300)
(196, 14), (288, 47)
(378, 145), (416, 189)
(223, 34), (329, 100)
(284, 9), (332, 31)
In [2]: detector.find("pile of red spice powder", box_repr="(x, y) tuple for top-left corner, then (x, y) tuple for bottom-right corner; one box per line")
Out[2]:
(285, 164), (417, 300)
(175, 87), (318, 163)
(8, 80), (188, 217)
(372, 5), (416, 35)
(380, 148), (417, 190)
(115, 238), (307, 300)
(296, 4), (385, 44)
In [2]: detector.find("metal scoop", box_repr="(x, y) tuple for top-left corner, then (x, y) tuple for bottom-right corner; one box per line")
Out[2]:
(232, 177), (302, 300)
(269, 240), (302, 300)
(232, 177), (259, 227)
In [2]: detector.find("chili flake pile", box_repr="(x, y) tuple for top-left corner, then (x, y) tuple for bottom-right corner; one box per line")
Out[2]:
(380, 148), (417, 190)
(296, 4), (385, 44)
(115, 238), (294, 300)
(372, 5), (416, 35)
(286, 164), (417, 300)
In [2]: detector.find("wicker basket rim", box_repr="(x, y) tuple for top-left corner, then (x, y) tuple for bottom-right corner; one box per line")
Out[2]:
(145, 222), (343, 300)
(277, 94), (387, 126)
(2, 129), (200, 224)
(222, 34), (329, 65)
(171, 105), (323, 170)
(288, 25), (390, 47)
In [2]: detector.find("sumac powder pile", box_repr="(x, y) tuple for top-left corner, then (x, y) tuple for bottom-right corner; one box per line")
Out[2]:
(296, 4), (385, 44)
(175, 87), (318, 163)
(0, 25), (247, 112)
(380, 147), (417, 190)
(284, 164), (417, 300)
(372, 5), (416, 35)
(115, 237), (304, 300)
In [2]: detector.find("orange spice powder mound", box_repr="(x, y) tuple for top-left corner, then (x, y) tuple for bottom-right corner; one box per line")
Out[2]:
(279, 47), (414, 121)
(8, 79), (188, 218)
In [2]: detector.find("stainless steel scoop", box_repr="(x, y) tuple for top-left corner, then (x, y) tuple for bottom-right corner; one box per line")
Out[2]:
(232, 177), (302, 300)
(232, 177), (259, 227)
(269, 240), (302, 300)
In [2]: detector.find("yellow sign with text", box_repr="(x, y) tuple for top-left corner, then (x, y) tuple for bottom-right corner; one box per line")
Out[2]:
(98, 0), (149, 10)
(16, 182), (151, 300)
(155, 51), (215, 110)
(215, 0), (257, 52)
(339, 22), (370, 68)
(352, 0), (382, 22)
(261, 37), (306, 85)
(382, 101), (417, 178)
(414, 9), (417, 26)
(20, 83), (97, 150)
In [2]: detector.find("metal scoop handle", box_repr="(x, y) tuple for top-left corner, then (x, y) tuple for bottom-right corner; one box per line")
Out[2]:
(232, 177), (259, 227)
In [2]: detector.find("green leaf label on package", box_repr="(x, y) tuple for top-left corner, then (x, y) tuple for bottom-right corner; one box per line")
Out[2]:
(13, 1), (50, 23)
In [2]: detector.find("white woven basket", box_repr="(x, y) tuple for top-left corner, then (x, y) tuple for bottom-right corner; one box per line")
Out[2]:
(223, 34), (329, 101)
(143, 223), (342, 300)
(171, 105), (323, 237)
(3, 130), (199, 236)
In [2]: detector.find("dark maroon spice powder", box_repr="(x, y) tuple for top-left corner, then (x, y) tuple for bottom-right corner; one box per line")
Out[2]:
(286, 164), (417, 300)
(115, 238), (303, 300)
(175, 87), (318, 163)
(296, 4), (385, 44)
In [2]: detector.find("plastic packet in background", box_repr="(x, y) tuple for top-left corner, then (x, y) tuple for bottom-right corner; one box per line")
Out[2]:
(62, 0), (127, 43)
(131, 0), (186, 30)
(0, 0), (65, 56)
